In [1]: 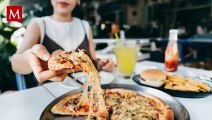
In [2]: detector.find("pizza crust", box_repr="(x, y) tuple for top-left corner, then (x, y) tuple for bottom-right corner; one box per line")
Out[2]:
(48, 50), (82, 72)
(48, 57), (73, 71)
(106, 89), (174, 120)
(106, 88), (138, 97)
(142, 93), (174, 120)
(51, 93), (89, 116)
(159, 108), (174, 120)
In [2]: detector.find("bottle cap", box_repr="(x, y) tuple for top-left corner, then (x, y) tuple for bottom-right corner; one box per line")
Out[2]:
(169, 29), (178, 41)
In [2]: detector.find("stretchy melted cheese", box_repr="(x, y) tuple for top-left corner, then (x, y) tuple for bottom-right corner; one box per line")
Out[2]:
(48, 50), (108, 119)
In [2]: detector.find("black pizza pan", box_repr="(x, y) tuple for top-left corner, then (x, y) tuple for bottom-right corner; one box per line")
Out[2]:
(40, 84), (190, 120)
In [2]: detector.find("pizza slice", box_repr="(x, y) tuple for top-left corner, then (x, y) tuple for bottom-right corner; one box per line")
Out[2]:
(51, 92), (108, 119)
(48, 49), (108, 119)
(51, 93), (89, 116)
(48, 50), (82, 72)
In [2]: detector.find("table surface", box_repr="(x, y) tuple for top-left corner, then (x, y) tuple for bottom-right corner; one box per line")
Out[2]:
(0, 86), (55, 120)
(0, 61), (212, 120)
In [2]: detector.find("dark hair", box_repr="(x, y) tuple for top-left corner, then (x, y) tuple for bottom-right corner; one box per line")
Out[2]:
(47, 0), (54, 15)
(33, 0), (53, 17)
(72, 4), (83, 19)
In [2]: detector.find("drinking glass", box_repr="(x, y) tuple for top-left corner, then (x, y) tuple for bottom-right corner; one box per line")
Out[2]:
(114, 40), (138, 78)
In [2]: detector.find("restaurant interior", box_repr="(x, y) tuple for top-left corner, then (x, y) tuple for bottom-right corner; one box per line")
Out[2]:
(0, 0), (212, 120)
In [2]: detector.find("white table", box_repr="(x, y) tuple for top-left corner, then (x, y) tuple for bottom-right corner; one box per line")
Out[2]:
(0, 61), (212, 120)
(0, 86), (55, 120)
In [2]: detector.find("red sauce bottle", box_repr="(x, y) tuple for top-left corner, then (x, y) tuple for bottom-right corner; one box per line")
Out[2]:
(165, 29), (179, 72)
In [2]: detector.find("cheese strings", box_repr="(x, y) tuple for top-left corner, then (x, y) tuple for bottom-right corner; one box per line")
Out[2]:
(66, 50), (108, 119)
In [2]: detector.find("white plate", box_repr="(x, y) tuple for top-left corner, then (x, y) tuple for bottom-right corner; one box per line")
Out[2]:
(135, 65), (157, 74)
(60, 71), (115, 89)
(59, 77), (82, 89)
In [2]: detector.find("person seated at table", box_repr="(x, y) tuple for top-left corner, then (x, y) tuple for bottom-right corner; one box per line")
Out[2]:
(11, 0), (115, 83)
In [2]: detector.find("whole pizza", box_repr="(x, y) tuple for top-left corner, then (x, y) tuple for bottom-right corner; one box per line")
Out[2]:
(51, 88), (174, 120)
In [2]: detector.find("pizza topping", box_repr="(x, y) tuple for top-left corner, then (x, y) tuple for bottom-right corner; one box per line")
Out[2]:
(104, 91), (161, 120)
(51, 88), (173, 120)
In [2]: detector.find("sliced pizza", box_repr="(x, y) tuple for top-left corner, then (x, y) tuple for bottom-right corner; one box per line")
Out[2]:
(48, 49), (108, 119)
(51, 88), (174, 120)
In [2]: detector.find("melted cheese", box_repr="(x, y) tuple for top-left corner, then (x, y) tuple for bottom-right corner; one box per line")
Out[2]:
(61, 50), (108, 119)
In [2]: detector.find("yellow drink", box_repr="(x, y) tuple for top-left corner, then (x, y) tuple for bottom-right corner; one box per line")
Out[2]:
(114, 47), (137, 75)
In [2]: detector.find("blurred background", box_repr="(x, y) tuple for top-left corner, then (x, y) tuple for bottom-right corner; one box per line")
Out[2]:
(0, 0), (212, 91)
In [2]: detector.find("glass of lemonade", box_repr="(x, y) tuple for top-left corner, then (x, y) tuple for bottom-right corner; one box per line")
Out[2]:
(114, 40), (138, 77)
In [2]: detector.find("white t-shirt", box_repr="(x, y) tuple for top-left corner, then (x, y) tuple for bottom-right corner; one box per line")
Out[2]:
(33, 16), (90, 51)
